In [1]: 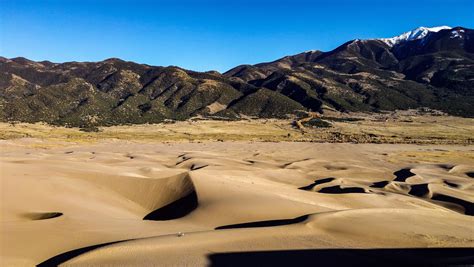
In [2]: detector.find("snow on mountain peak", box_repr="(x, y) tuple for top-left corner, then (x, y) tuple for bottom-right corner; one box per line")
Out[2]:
(378, 26), (452, 46)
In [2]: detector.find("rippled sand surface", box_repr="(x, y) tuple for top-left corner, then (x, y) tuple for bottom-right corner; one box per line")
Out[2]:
(1, 140), (473, 266)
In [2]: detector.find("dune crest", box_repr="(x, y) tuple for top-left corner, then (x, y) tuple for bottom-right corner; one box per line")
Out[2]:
(1, 141), (473, 266)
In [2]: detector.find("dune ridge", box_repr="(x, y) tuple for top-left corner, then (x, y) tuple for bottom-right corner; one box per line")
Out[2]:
(1, 141), (473, 266)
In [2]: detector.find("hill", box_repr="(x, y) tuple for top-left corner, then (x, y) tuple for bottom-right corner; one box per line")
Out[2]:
(1, 26), (473, 126)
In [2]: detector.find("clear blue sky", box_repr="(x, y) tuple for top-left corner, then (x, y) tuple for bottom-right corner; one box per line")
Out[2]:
(1, 0), (473, 72)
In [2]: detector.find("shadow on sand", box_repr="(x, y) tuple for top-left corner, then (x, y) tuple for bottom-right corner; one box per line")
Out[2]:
(215, 215), (309, 230)
(36, 240), (127, 267)
(393, 168), (416, 182)
(208, 248), (474, 267)
(144, 191), (198, 220)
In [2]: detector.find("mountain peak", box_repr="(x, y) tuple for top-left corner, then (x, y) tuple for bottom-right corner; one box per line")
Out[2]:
(103, 58), (125, 63)
(1, 26), (473, 124)
(378, 26), (452, 46)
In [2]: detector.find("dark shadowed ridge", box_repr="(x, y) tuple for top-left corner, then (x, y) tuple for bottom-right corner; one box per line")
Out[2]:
(370, 180), (390, 188)
(37, 240), (128, 267)
(443, 180), (460, 188)
(298, 177), (335, 190)
(393, 168), (416, 182)
(22, 212), (63, 220)
(208, 248), (474, 267)
(408, 183), (430, 197)
(318, 185), (366, 194)
(432, 194), (474, 216)
(215, 215), (309, 230)
(143, 191), (198, 220)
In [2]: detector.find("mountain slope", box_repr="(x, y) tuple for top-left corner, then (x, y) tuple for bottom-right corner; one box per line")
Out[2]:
(225, 26), (474, 115)
(1, 26), (473, 126)
(377, 26), (452, 46)
(0, 57), (302, 126)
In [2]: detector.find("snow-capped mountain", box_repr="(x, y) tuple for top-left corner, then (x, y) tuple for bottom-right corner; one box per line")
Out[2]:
(1, 26), (473, 125)
(378, 26), (452, 46)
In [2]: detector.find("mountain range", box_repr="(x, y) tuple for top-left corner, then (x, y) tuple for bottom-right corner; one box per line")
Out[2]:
(1, 26), (473, 127)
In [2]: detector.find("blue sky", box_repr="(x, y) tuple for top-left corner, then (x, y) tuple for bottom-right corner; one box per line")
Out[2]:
(1, 0), (473, 72)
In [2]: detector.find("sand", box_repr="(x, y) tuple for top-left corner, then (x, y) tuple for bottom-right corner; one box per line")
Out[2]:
(1, 139), (473, 266)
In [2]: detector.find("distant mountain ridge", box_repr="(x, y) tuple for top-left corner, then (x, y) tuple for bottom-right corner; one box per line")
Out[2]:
(377, 26), (452, 46)
(1, 26), (473, 126)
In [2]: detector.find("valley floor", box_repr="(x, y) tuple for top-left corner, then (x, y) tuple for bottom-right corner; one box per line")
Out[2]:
(0, 138), (473, 266)
(0, 111), (473, 145)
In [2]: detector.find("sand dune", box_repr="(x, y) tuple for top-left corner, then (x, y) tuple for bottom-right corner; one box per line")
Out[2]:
(1, 141), (473, 266)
